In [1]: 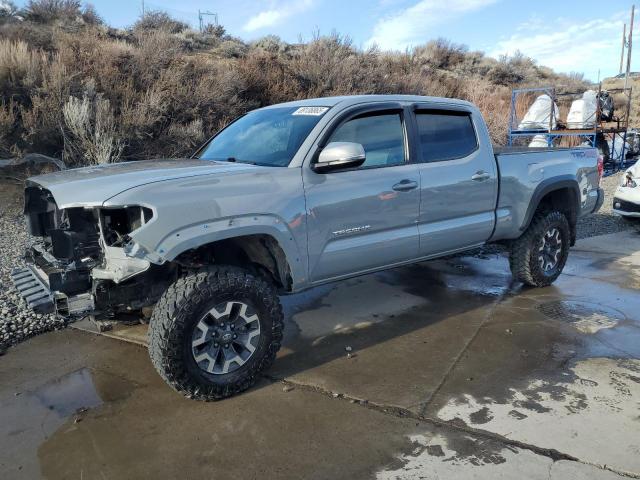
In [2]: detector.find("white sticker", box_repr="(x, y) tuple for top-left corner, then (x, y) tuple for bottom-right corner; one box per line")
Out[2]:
(292, 106), (329, 116)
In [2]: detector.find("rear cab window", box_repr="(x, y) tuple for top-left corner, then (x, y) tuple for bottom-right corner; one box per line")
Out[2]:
(415, 110), (478, 163)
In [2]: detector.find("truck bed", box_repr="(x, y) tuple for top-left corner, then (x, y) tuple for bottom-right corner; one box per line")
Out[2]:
(490, 146), (601, 242)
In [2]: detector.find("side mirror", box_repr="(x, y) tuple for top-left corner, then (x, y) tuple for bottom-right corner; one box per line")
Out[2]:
(313, 142), (366, 173)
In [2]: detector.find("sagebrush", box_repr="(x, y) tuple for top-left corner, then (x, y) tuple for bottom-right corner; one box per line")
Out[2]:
(0, 0), (590, 165)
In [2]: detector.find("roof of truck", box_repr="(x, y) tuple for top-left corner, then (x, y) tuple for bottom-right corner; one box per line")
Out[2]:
(261, 94), (474, 110)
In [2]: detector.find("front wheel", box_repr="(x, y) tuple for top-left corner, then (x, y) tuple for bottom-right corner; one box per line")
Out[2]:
(149, 265), (284, 400)
(509, 211), (570, 287)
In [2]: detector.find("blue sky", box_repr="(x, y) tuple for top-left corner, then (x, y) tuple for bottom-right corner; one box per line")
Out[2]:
(14, 0), (639, 80)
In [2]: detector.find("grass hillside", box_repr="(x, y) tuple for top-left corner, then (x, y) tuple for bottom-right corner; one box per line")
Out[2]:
(0, 0), (591, 166)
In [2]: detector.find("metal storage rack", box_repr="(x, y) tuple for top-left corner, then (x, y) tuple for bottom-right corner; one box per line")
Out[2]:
(507, 85), (633, 173)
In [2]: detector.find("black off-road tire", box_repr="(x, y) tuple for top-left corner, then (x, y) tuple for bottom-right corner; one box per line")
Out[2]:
(509, 211), (570, 287)
(149, 265), (283, 400)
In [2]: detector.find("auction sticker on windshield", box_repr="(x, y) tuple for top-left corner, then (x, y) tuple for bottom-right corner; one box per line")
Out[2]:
(292, 107), (329, 116)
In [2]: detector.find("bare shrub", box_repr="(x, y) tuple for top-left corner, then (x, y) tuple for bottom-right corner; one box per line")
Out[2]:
(213, 38), (248, 58)
(166, 119), (205, 156)
(23, 0), (81, 24)
(462, 79), (510, 145)
(176, 29), (220, 50)
(81, 3), (102, 26)
(290, 33), (386, 97)
(62, 93), (122, 164)
(252, 35), (289, 55)
(0, 99), (16, 156)
(488, 55), (526, 86)
(0, 20), (56, 50)
(133, 11), (188, 34)
(202, 23), (225, 38)
(17, 55), (71, 155)
(133, 29), (183, 82)
(0, 39), (46, 91)
(120, 85), (168, 140)
(414, 38), (468, 69)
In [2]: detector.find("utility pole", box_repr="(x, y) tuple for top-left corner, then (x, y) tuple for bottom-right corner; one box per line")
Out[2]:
(141, 0), (145, 17)
(620, 23), (626, 74)
(625, 5), (634, 90)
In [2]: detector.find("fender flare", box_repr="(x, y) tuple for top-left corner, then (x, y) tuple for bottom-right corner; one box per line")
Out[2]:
(520, 176), (580, 232)
(133, 214), (306, 288)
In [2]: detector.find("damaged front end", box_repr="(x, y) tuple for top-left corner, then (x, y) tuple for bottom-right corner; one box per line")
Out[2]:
(11, 183), (172, 318)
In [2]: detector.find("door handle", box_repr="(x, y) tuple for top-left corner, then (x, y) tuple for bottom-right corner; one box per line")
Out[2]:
(392, 179), (418, 192)
(471, 171), (491, 181)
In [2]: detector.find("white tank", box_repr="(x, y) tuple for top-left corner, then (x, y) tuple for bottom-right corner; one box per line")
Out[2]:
(528, 135), (549, 148)
(566, 90), (597, 129)
(518, 94), (559, 131)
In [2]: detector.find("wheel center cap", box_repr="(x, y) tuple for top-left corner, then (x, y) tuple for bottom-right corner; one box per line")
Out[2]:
(221, 332), (233, 343)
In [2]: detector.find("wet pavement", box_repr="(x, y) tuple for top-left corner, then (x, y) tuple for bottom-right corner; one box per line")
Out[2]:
(1, 230), (640, 479)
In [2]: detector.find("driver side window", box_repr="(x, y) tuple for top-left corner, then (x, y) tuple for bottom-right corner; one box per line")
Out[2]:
(328, 112), (406, 169)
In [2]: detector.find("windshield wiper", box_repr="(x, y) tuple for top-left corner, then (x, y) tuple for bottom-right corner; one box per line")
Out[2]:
(204, 157), (279, 166)
(206, 157), (259, 165)
(230, 158), (259, 165)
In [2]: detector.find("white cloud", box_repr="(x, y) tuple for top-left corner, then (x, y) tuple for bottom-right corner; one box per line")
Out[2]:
(243, 0), (314, 32)
(490, 12), (638, 80)
(367, 0), (498, 50)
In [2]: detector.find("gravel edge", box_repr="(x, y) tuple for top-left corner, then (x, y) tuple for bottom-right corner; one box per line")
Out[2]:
(0, 182), (66, 354)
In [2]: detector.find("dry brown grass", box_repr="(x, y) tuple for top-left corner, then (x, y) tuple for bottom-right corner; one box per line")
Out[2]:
(0, 10), (591, 164)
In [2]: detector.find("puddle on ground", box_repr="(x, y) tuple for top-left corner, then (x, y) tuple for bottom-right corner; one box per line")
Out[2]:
(31, 368), (103, 419)
(0, 367), (137, 479)
(537, 300), (625, 334)
(27, 367), (135, 421)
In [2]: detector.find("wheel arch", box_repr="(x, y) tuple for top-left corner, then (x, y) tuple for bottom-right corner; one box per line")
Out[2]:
(171, 232), (296, 292)
(521, 177), (580, 245)
(143, 215), (305, 292)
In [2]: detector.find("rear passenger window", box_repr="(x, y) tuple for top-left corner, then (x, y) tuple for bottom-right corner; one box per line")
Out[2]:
(416, 111), (478, 162)
(328, 112), (405, 169)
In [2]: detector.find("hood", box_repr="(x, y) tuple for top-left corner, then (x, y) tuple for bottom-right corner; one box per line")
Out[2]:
(27, 159), (262, 208)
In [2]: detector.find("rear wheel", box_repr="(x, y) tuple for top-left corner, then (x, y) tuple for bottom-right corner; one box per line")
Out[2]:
(149, 265), (283, 400)
(509, 211), (570, 287)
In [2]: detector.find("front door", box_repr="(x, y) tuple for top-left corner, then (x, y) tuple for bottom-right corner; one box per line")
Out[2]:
(303, 109), (420, 283)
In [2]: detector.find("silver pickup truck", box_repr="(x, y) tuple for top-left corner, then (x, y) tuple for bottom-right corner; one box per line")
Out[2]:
(12, 95), (604, 400)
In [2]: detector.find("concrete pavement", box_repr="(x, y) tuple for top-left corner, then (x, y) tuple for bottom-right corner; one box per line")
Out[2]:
(1, 230), (639, 479)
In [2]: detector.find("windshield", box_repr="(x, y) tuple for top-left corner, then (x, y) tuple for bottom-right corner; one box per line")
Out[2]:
(197, 106), (329, 166)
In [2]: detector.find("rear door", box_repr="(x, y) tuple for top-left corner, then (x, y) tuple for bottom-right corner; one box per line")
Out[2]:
(412, 106), (498, 256)
(303, 106), (420, 282)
